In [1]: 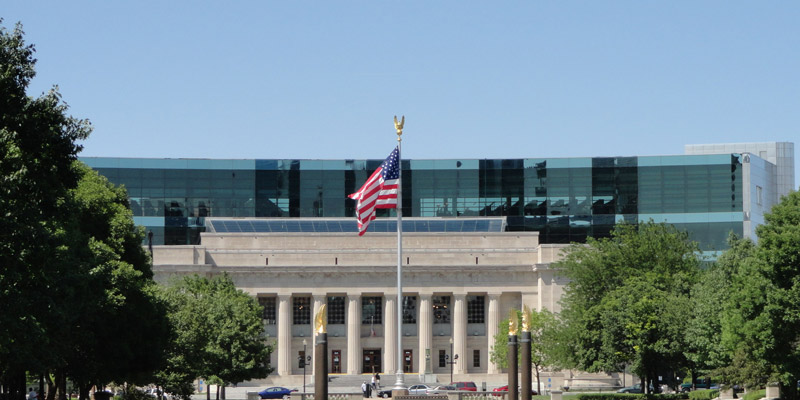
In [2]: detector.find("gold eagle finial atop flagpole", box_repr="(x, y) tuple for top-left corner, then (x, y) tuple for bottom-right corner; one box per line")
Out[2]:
(315, 304), (327, 334)
(394, 115), (404, 141)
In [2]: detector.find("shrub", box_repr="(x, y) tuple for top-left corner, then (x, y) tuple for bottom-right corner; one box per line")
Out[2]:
(575, 394), (689, 400)
(687, 389), (719, 400)
(741, 389), (765, 400)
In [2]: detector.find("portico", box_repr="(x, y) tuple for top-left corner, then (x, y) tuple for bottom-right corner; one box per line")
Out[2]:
(151, 217), (568, 380)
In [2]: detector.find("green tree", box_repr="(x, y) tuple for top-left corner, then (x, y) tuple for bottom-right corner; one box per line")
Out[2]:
(490, 308), (561, 395)
(159, 275), (272, 400)
(721, 191), (800, 398)
(555, 221), (701, 392)
(684, 235), (758, 388)
(0, 20), (91, 400)
(57, 163), (170, 399)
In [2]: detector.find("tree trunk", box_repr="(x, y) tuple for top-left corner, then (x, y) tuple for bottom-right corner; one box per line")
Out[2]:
(78, 383), (90, 400)
(57, 371), (67, 400)
(535, 366), (542, 395)
(780, 380), (798, 400)
(45, 373), (56, 400)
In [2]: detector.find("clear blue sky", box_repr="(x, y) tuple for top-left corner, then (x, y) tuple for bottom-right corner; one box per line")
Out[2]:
(5, 2), (799, 183)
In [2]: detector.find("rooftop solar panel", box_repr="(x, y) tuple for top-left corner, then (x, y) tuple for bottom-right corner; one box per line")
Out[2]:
(204, 218), (506, 233)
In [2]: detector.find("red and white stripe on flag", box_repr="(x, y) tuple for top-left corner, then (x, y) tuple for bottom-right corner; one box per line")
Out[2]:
(348, 146), (400, 236)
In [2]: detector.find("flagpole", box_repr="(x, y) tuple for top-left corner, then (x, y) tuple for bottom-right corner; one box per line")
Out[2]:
(393, 116), (406, 392)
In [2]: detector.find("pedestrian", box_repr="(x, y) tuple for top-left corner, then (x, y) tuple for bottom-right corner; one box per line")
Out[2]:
(361, 382), (369, 398)
(371, 374), (377, 391)
(28, 388), (38, 400)
(375, 372), (381, 389)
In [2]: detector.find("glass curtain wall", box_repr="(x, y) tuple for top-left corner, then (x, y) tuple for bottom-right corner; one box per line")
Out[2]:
(85, 154), (744, 250)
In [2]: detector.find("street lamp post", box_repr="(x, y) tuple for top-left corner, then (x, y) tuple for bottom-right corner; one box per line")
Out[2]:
(300, 339), (312, 396)
(446, 338), (459, 383)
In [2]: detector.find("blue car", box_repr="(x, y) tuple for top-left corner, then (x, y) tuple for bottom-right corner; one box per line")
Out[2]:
(258, 387), (297, 399)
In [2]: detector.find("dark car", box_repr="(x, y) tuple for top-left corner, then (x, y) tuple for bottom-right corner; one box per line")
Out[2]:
(492, 385), (538, 396)
(377, 389), (395, 398)
(617, 384), (643, 393)
(452, 382), (478, 392)
(258, 387), (297, 399)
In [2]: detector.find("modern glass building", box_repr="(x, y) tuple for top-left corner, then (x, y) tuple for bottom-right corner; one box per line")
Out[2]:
(82, 142), (794, 254)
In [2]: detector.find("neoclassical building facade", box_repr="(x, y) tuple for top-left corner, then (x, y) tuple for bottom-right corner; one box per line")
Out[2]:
(151, 217), (569, 381)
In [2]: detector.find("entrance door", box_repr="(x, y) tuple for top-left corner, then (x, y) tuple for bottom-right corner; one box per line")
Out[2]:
(403, 350), (413, 373)
(362, 349), (382, 373)
(331, 350), (341, 373)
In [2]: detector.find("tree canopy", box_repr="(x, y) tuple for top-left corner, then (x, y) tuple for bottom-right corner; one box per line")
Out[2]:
(719, 191), (800, 396)
(555, 221), (701, 392)
(1, 20), (168, 400)
(157, 274), (273, 400)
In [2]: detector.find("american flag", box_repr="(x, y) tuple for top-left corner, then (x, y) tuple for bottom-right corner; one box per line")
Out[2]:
(348, 146), (400, 236)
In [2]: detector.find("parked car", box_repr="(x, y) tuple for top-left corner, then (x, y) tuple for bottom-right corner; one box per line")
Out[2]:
(617, 384), (643, 393)
(680, 380), (716, 393)
(426, 385), (456, 395)
(452, 382), (478, 392)
(258, 387), (297, 399)
(408, 384), (434, 395)
(492, 385), (538, 396)
(377, 388), (394, 398)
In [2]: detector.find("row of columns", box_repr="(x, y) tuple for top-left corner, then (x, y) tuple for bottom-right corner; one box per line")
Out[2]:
(275, 292), (503, 376)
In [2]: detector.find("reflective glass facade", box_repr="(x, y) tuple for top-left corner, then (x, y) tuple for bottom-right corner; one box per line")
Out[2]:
(83, 153), (747, 251)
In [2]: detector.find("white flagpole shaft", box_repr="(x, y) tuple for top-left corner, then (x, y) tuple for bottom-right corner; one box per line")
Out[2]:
(395, 139), (405, 388)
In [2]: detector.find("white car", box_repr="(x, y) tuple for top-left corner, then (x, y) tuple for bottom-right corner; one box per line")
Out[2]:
(407, 385), (434, 395)
(426, 385), (456, 395)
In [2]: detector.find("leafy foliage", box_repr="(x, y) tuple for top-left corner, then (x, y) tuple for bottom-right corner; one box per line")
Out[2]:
(574, 394), (687, 400)
(490, 308), (562, 394)
(685, 390), (719, 400)
(58, 164), (170, 392)
(157, 274), (273, 397)
(555, 221), (701, 391)
(0, 19), (91, 379)
(1, 20), (169, 400)
(719, 191), (800, 396)
(685, 234), (755, 375)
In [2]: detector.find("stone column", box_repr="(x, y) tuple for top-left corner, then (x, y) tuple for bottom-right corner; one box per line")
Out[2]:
(418, 294), (433, 374)
(347, 294), (362, 375)
(384, 295), (397, 374)
(453, 294), (467, 375)
(487, 293), (501, 374)
(312, 294), (326, 378)
(277, 294), (292, 376)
